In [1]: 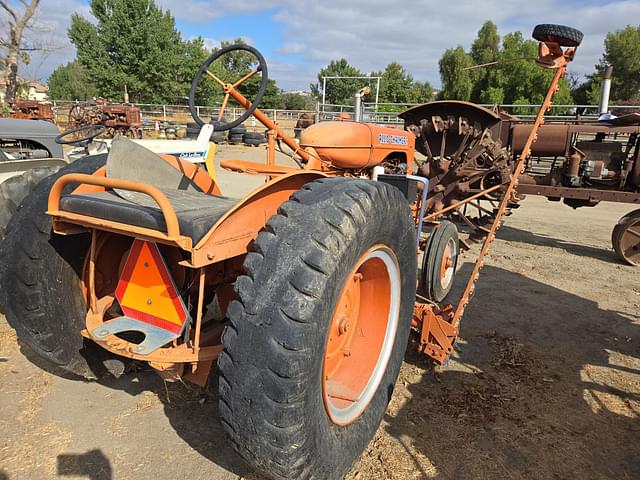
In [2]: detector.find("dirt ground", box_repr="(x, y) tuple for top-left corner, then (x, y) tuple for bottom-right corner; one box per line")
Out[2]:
(1, 144), (639, 480)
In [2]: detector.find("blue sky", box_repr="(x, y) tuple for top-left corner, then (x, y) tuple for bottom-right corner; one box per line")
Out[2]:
(15, 0), (640, 92)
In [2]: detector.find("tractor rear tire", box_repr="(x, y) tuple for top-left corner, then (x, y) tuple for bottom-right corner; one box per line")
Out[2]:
(218, 177), (417, 479)
(532, 24), (583, 47)
(0, 165), (64, 240)
(0, 154), (125, 379)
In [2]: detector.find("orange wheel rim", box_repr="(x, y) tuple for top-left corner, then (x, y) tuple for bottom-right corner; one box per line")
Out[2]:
(322, 245), (401, 426)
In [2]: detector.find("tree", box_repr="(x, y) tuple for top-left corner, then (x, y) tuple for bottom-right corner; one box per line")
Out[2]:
(470, 21), (500, 102)
(372, 62), (434, 110)
(409, 81), (434, 104)
(310, 59), (365, 106)
(438, 46), (474, 100)
(598, 25), (640, 101)
(0, 0), (40, 104)
(437, 23), (573, 111)
(487, 31), (573, 110)
(281, 92), (314, 110)
(48, 61), (96, 100)
(68, 0), (206, 103)
(377, 62), (415, 103)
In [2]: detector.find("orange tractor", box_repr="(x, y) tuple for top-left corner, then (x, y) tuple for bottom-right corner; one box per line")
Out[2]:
(1, 25), (580, 479)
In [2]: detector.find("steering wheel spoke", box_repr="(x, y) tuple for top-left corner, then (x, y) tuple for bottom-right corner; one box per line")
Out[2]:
(232, 68), (259, 88)
(55, 124), (108, 146)
(189, 44), (268, 131)
(218, 93), (230, 121)
(205, 70), (226, 87)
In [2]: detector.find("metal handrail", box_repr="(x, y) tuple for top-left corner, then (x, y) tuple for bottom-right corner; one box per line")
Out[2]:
(47, 173), (181, 238)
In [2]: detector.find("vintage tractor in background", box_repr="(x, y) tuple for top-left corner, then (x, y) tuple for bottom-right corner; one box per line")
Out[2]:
(9, 98), (55, 121)
(1, 25), (582, 480)
(401, 98), (640, 265)
(68, 98), (143, 138)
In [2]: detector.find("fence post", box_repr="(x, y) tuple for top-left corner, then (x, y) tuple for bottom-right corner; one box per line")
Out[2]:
(162, 105), (167, 121)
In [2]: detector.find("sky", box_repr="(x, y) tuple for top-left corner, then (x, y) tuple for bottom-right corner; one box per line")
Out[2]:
(13, 0), (640, 93)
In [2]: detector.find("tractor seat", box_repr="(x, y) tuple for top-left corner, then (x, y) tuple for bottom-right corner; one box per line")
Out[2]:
(59, 136), (238, 243)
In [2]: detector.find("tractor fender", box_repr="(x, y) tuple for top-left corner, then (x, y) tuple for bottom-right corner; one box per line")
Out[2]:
(192, 170), (327, 265)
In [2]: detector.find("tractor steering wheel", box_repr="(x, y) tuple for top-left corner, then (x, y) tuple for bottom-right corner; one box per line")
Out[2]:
(55, 124), (108, 145)
(188, 44), (268, 131)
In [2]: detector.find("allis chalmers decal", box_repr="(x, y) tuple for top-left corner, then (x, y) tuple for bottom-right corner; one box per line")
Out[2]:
(378, 133), (409, 146)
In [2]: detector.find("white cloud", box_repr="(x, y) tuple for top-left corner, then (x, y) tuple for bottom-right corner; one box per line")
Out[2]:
(10, 0), (640, 94)
(277, 42), (305, 55)
(266, 0), (640, 88)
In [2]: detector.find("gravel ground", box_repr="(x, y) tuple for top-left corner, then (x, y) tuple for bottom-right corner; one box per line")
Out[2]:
(1, 144), (638, 480)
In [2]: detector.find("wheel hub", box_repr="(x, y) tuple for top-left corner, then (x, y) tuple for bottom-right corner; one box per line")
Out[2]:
(322, 245), (401, 426)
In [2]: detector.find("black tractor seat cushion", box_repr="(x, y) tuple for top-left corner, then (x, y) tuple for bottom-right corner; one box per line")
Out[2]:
(59, 188), (238, 244)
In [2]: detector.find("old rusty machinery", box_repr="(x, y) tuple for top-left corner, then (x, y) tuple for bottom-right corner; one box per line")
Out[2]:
(402, 104), (640, 266)
(401, 101), (515, 246)
(612, 210), (640, 265)
(67, 98), (143, 139)
(9, 99), (55, 122)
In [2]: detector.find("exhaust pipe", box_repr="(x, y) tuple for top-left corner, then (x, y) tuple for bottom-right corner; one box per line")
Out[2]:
(599, 65), (613, 115)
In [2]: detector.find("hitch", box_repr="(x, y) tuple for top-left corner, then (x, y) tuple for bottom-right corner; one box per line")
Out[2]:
(413, 303), (457, 363)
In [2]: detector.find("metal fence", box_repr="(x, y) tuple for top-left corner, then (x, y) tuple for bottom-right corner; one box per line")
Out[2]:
(48, 99), (640, 132)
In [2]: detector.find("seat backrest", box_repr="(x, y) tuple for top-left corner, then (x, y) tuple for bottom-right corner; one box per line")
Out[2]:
(106, 136), (201, 207)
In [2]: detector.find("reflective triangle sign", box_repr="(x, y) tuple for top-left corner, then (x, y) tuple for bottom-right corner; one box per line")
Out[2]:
(115, 239), (189, 334)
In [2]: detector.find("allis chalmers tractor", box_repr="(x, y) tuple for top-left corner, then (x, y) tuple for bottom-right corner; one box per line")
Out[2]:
(67, 98), (143, 139)
(1, 24), (581, 480)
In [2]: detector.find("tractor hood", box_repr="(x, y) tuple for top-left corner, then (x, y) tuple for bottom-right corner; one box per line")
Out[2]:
(299, 121), (414, 170)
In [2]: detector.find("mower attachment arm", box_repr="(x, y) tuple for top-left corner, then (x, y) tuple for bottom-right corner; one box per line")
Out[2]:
(47, 173), (181, 238)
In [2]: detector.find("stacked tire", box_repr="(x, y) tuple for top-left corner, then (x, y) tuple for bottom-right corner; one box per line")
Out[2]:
(243, 131), (266, 146)
(209, 120), (226, 144)
(228, 125), (246, 144)
(185, 122), (200, 139)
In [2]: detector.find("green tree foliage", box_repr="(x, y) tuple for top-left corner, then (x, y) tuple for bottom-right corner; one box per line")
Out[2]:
(68, 0), (210, 103)
(439, 46), (474, 100)
(377, 62), (414, 103)
(438, 23), (573, 111)
(371, 62), (434, 110)
(485, 32), (572, 111)
(47, 61), (96, 100)
(310, 59), (366, 106)
(599, 25), (640, 101)
(470, 21), (500, 101)
(409, 81), (434, 104)
(281, 92), (315, 110)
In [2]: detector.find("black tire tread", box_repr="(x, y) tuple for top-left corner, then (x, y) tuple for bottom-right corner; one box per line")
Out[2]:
(218, 177), (416, 479)
(532, 24), (583, 47)
(0, 154), (119, 378)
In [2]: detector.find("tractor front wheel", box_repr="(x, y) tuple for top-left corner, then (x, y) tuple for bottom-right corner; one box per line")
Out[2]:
(419, 220), (459, 303)
(218, 178), (417, 479)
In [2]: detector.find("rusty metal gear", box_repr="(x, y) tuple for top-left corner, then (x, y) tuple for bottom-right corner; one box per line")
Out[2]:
(404, 109), (515, 243)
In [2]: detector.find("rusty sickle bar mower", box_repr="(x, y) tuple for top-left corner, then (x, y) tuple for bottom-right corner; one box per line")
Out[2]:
(1, 26), (580, 480)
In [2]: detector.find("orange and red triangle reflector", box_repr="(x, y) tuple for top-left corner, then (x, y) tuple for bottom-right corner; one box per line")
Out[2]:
(115, 239), (188, 335)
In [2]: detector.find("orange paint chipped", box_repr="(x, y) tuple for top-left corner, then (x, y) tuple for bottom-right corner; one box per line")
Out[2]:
(116, 240), (188, 333)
